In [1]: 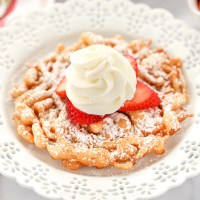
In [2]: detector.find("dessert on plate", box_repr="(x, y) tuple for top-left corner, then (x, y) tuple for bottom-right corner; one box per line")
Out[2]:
(12, 32), (192, 170)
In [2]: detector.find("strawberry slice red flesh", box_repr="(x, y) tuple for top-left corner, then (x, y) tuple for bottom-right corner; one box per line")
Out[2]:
(119, 81), (161, 112)
(66, 98), (108, 125)
(124, 53), (138, 77)
(56, 76), (67, 98)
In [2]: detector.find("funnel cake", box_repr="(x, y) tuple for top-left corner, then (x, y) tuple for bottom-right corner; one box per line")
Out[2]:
(12, 32), (192, 170)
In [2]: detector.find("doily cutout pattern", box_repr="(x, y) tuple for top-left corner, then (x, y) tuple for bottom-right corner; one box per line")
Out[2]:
(0, 0), (199, 200)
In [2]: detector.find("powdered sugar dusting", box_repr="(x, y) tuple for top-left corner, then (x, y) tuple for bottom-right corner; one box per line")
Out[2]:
(12, 32), (191, 170)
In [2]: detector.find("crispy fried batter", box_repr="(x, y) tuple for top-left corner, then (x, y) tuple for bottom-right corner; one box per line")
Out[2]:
(12, 32), (192, 170)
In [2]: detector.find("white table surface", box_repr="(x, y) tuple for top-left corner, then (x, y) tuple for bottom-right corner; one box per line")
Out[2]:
(1, 0), (200, 199)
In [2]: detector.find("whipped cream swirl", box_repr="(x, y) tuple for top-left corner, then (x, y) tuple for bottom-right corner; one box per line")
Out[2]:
(65, 44), (137, 115)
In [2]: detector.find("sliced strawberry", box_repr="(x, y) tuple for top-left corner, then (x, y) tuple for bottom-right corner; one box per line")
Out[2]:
(124, 53), (138, 77)
(66, 98), (108, 125)
(56, 76), (67, 98)
(119, 81), (160, 112)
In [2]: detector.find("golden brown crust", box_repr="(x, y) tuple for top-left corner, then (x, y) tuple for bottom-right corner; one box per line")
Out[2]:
(11, 32), (192, 170)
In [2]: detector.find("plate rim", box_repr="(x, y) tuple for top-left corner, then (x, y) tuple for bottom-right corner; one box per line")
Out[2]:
(0, 0), (200, 200)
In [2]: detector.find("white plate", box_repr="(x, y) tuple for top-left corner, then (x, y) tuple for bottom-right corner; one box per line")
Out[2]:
(0, 0), (200, 200)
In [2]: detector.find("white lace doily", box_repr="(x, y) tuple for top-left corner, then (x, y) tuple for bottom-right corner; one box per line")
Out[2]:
(0, 0), (200, 200)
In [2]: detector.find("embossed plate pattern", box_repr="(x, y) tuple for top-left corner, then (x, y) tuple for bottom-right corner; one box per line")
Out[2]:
(0, 0), (200, 200)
